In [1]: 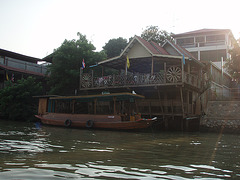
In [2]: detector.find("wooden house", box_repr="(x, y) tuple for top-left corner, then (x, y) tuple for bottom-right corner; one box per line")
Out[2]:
(79, 36), (209, 130)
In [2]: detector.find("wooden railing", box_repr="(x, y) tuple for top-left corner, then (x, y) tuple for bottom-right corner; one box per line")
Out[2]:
(81, 71), (201, 90)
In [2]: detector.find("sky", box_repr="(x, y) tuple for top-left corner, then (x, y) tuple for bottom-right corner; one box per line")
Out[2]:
(0, 0), (239, 59)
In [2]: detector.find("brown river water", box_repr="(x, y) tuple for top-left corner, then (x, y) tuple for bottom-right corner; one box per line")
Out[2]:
(0, 120), (239, 179)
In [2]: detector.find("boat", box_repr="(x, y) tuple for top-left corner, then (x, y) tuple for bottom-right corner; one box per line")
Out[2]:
(35, 92), (156, 130)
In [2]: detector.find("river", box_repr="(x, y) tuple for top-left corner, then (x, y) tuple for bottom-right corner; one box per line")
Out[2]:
(0, 120), (239, 179)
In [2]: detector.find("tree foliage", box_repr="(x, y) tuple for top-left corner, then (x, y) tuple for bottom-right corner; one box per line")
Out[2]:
(0, 77), (42, 121)
(103, 37), (128, 58)
(141, 25), (174, 45)
(47, 33), (106, 95)
(225, 42), (240, 81)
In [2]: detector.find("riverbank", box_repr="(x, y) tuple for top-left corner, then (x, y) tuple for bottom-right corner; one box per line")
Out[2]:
(200, 101), (240, 133)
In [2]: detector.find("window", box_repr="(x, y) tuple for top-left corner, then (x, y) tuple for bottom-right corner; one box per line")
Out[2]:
(206, 34), (225, 42)
(195, 36), (205, 43)
(176, 37), (194, 46)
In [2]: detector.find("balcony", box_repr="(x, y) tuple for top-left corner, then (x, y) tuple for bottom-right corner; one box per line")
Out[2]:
(0, 56), (47, 76)
(80, 69), (201, 90)
(180, 41), (226, 49)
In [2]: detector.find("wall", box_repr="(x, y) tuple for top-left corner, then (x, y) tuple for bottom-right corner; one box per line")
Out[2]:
(128, 42), (151, 59)
(201, 101), (240, 133)
(210, 82), (231, 100)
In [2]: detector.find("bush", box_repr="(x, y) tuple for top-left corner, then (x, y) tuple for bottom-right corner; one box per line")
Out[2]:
(0, 77), (43, 121)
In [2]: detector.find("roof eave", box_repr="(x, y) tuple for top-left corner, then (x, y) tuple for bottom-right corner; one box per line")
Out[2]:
(153, 54), (184, 59)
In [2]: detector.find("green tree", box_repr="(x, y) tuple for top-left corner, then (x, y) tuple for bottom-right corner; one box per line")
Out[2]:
(47, 32), (106, 95)
(141, 25), (174, 45)
(103, 37), (128, 58)
(0, 77), (42, 121)
(225, 42), (240, 81)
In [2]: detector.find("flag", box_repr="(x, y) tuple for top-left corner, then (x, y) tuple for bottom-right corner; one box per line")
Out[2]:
(182, 54), (185, 65)
(11, 74), (14, 82)
(6, 72), (9, 81)
(82, 59), (86, 69)
(127, 56), (130, 69)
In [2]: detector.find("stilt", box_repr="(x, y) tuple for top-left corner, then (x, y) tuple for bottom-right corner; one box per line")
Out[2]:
(180, 87), (185, 131)
(157, 88), (164, 113)
(180, 87), (185, 118)
(164, 116), (168, 130)
(185, 119), (189, 131)
(181, 118), (184, 131)
(149, 101), (152, 118)
(171, 100), (174, 119)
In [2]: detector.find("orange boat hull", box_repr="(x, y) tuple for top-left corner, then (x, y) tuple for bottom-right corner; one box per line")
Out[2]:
(35, 113), (155, 130)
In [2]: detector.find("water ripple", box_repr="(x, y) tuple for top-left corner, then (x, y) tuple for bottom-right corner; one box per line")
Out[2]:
(0, 121), (239, 179)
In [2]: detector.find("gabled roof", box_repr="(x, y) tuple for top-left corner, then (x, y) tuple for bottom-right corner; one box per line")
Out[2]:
(163, 40), (196, 60)
(98, 36), (204, 71)
(119, 36), (169, 57)
(150, 41), (169, 55)
(162, 40), (204, 66)
(173, 28), (232, 38)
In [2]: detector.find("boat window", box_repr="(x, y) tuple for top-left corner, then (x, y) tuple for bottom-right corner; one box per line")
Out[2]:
(55, 100), (72, 113)
(74, 102), (88, 114)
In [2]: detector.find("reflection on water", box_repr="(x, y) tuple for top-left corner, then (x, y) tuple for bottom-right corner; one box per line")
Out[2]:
(0, 120), (239, 179)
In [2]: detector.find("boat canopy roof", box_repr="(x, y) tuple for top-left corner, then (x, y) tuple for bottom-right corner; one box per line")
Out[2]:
(48, 92), (144, 102)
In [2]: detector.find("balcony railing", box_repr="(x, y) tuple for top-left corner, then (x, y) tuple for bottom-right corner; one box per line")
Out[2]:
(81, 71), (201, 90)
(180, 41), (226, 48)
(0, 57), (47, 75)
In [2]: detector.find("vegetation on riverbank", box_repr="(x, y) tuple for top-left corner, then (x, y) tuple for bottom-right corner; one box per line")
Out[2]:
(0, 77), (42, 121)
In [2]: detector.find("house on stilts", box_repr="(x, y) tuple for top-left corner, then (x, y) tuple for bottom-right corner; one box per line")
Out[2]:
(79, 36), (217, 131)
(39, 29), (235, 131)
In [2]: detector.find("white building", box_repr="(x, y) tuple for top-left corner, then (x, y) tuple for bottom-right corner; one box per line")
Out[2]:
(173, 29), (235, 62)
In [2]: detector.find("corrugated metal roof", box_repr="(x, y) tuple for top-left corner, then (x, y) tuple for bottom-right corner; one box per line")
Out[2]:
(136, 36), (160, 55)
(150, 41), (169, 55)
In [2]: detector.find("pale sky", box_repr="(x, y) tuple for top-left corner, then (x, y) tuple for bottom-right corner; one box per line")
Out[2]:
(0, 0), (239, 59)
